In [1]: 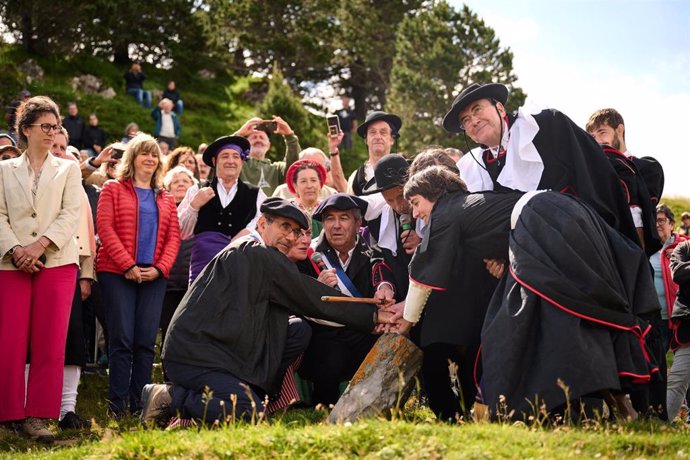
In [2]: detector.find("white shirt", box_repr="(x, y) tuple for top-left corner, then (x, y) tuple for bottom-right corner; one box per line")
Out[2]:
(160, 112), (175, 138)
(177, 180), (267, 240)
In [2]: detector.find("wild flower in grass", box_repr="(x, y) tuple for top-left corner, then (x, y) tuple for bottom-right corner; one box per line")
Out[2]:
(200, 386), (213, 429)
(230, 393), (238, 424)
(557, 378), (572, 424)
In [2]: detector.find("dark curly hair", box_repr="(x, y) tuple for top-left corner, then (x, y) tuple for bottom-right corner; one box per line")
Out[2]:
(15, 96), (61, 149)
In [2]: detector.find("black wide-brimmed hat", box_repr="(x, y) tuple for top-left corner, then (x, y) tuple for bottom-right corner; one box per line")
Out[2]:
(442, 83), (509, 133)
(202, 135), (251, 167)
(312, 193), (369, 222)
(362, 154), (410, 195)
(356, 111), (403, 139)
(260, 197), (310, 230)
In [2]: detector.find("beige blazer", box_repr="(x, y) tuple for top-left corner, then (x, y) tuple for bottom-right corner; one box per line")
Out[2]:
(0, 152), (82, 270)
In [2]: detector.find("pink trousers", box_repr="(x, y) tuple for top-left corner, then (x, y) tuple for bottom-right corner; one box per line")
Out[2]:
(0, 265), (77, 421)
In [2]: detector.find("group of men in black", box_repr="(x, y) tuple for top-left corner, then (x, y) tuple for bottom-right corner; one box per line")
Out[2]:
(141, 82), (668, 427)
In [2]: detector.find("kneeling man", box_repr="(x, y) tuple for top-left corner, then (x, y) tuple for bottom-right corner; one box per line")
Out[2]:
(142, 197), (392, 425)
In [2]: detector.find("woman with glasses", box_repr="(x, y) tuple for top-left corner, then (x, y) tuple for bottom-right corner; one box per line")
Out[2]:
(0, 96), (82, 442)
(96, 133), (180, 418)
(650, 204), (690, 353)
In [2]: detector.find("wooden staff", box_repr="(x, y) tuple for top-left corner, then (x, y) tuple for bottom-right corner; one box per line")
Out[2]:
(321, 295), (383, 305)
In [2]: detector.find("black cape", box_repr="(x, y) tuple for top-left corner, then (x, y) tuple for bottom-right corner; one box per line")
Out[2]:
(475, 110), (638, 245)
(162, 237), (376, 395)
(481, 192), (661, 418)
(602, 146), (661, 257)
(410, 190), (523, 348)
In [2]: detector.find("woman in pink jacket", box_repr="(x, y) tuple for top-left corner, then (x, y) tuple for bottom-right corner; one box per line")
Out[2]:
(96, 133), (180, 418)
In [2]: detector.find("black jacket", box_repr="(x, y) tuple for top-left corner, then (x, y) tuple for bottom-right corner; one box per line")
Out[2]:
(83, 125), (108, 151)
(62, 115), (85, 149)
(162, 236), (377, 395)
(313, 233), (396, 298)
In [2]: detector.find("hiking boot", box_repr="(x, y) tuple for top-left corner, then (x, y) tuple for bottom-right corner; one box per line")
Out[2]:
(141, 383), (172, 427)
(22, 417), (55, 444)
(58, 411), (92, 430)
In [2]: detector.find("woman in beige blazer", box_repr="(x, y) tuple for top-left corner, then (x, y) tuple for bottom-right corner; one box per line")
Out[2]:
(0, 96), (81, 443)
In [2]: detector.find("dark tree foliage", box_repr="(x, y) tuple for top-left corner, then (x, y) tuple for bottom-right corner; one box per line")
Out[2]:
(0, 0), (205, 67)
(387, 1), (526, 155)
(333, 0), (423, 120)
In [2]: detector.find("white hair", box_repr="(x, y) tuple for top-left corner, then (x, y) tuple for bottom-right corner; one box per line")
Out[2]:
(163, 165), (198, 190)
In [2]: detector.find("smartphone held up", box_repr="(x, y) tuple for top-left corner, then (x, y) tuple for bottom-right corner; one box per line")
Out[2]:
(327, 115), (341, 136)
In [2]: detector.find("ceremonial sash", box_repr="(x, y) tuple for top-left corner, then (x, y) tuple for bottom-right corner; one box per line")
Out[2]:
(322, 250), (363, 298)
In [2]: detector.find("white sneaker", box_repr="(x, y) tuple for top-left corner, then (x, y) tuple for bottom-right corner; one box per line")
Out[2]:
(22, 417), (54, 443)
(141, 383), (172, 426)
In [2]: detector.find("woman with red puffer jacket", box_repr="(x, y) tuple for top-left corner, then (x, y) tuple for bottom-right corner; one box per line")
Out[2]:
(96, 133), (180, 418)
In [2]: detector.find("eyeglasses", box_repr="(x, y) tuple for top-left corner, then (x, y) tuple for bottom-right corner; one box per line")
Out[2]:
(656, 218), (669, 226)
(460, 103), (492, 130)
(271, 219), (303, 238)
(29, 123), (62, 134)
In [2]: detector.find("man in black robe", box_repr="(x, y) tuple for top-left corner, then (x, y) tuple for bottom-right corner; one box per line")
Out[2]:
(442, 83), (638, 244)
(397, 167), (659, 421)
(141, 198), (392, 425)
(298, 194), (397, 406)
(480, 191), (660, 420)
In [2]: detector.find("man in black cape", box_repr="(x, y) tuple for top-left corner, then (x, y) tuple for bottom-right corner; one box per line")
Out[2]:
(443, 82), (638, 244)
(141, 197), (392, 425)
(480, 191), (660, 419)
(397, 167), (659, 421)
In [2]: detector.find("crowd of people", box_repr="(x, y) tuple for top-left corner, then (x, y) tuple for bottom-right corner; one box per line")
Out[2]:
(2, 76), (690, 444)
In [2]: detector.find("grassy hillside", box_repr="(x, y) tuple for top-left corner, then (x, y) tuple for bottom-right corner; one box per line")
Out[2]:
(0, 45), (372, 172)
(0, 45), (255, 149)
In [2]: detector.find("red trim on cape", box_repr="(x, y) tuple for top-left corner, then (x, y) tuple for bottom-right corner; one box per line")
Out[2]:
(409, 276), (447, 291)
(508, 266), (658, 378)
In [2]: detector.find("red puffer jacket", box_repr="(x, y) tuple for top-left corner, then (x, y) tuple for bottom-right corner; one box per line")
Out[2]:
(96, 178), (180, 278)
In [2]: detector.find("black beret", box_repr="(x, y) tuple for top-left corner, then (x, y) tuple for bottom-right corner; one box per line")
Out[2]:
(260, 197), (310, 230)
(312, 193), (368, 222)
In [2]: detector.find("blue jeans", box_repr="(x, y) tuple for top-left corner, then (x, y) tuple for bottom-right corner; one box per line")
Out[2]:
(126, 88), (152, 108)
(174, 99), (183, 115)
(165, 317), (311, 422)
(99, 272), (166, 415)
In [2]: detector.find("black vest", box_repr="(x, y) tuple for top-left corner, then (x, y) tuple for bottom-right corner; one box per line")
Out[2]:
(194, 179), (260, 238)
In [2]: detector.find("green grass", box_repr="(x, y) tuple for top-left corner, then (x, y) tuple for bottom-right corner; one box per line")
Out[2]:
(2, 370), (690, 459)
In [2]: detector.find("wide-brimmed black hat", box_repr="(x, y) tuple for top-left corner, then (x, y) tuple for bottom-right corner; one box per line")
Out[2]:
(442, 83), (509, 133)
(357, 111), (402, 139)
(361, 154), (410, 195)
(260, 197), (310, 230)
(312, 193), (369, 222)
(202, 135), (250, 167)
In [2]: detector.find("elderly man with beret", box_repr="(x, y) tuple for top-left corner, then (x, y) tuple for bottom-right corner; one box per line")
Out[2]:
(298, 194), (397, 406)
(177, 135), (267, 282)
(141, 197), (393, 426)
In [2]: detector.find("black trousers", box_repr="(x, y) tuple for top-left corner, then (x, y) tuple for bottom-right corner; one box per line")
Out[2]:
(165, 317), (311, 422)
(298, 324), (377, 406)
(421, 342), (479, 422)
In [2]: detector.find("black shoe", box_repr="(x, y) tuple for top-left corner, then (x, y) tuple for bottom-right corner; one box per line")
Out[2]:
(58, 412), (92, 430)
